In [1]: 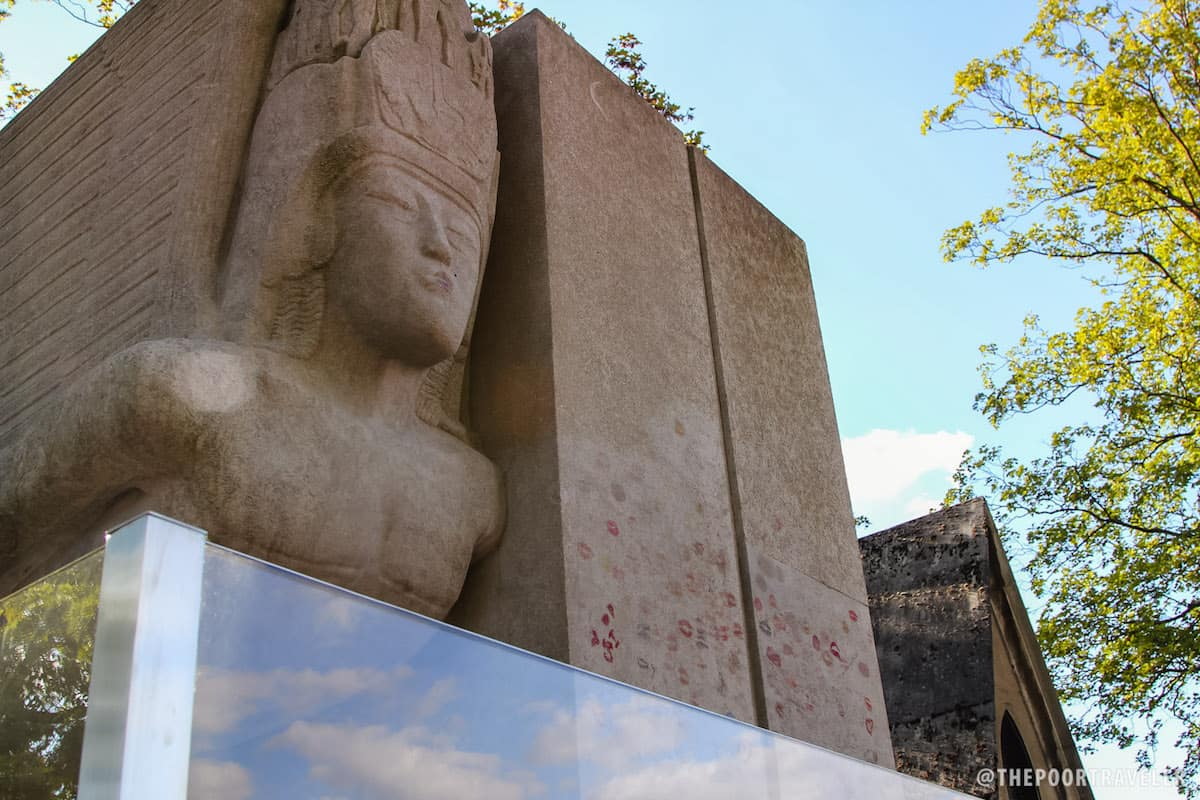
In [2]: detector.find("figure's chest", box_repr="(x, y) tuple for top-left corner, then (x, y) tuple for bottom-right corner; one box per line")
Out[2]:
(197, 412), (480, 564)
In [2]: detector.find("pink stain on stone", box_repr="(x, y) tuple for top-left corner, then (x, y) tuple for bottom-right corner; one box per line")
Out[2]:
(766, 647), (782, 668)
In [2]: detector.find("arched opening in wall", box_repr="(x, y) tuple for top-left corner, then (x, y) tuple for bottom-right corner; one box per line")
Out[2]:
(1001, 711), (1042, 800)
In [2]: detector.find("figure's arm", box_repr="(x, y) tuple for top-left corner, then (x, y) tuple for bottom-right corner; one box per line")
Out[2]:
(0, 340), (211, 565)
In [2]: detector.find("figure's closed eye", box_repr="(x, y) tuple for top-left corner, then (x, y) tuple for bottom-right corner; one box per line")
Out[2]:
(365, 189), (417, 214)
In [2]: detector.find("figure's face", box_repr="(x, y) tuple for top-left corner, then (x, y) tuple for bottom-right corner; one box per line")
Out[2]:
(328, 160), (483, 367)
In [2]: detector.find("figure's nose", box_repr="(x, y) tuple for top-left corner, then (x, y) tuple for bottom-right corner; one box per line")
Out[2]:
(418, 195), (452, 265)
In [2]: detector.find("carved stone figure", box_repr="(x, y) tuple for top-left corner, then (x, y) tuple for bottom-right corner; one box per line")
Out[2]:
(0, 0), (504, 619)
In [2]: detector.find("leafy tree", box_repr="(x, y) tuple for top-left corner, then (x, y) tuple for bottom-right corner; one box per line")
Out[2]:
(468, 0), (524, 36)
(0, 555), (102, 798)
(928, 0), (1200, 794)
(2, 0), (706, 149)
(605, 32), (705, 149)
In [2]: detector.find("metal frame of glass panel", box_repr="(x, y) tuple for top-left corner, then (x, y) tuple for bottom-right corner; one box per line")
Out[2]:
(77, 513), (207, 800)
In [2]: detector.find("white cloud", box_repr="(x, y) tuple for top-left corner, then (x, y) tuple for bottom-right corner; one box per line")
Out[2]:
(271, 721), (544, 800)
(530, 695), (686, 771)
(314, 594), (363, 633)
(193, 665), (413, 735)
(840, 428), (975, 532)
(413, 677), (458, 720)
(590, 735), (907, 800)
(903, 493), (942, 518)
(841, 429), (973, 505)
(188, 759), (252, 800)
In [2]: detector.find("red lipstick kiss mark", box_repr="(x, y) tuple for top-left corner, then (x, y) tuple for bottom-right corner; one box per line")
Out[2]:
(766, 647), (782, 668)
(721, 592), (737, 608)
(578, 542), (593, 559)
(753, 597), (763, 612)
(678, 619), (694, 638)
(830, 641), (842, 660)
(849, 609), (859, 622)
(811, 635), (822, 651)
(606, 520), (620, 537)
(865, 718), (875, 735)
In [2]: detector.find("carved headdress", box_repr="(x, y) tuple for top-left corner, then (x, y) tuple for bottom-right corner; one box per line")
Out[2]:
(220, 0), (498, 432)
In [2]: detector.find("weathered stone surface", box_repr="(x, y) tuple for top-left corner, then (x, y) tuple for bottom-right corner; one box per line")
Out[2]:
(692, 154), (868, 603)
(861, 500), (1094, 799)
(748, 546), (894, 767)
(452, 12), (756, 721)
(0, 0), (505, 620)
(860, 510), (993, 727)
(691, 150), (890, 758)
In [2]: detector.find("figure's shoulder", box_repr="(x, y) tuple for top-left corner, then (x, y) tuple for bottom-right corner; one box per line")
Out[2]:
(417, 428), (504, 557)
(420, 426), (499, 481)
(92, 338), (276, 418)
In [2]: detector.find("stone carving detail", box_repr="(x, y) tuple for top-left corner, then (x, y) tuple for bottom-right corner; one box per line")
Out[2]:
(0, 0), (502, 618)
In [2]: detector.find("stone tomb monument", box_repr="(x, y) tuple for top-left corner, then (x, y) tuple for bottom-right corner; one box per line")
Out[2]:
(861, 500), (1094, 798)
(0, 0), (892, 766)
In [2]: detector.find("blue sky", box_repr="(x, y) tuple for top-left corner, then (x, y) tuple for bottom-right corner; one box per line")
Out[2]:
(0, 1), (1183, 796)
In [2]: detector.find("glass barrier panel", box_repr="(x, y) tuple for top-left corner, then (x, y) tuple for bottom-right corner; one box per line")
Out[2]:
(0, 550), (105, 799)
(190, 544), (967, 800)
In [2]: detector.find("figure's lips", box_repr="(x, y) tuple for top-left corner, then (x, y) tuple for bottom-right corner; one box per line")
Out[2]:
(423, 270), (454, 293)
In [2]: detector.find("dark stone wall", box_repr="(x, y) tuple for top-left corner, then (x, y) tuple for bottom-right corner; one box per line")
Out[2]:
(860, 500), (997, 797)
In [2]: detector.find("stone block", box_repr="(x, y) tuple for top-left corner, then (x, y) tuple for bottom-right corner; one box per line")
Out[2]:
(453, 12), (756, 722)
(691, 153), (867, 603)
(861, 500), (1094, 798)
(749, 546), (894, 766)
